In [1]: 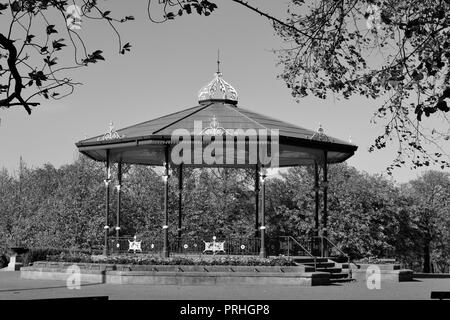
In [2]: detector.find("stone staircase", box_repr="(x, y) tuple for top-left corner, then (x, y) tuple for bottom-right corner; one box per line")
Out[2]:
(292, 257), (354, 283)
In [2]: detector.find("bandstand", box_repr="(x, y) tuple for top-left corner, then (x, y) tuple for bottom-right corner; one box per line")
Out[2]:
(75, 67), (357, 260)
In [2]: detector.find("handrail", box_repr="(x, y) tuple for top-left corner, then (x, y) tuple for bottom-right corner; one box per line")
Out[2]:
(319, 235), (353, 279)
(280, 236), (317, 271)
(320, 236), (346, 257)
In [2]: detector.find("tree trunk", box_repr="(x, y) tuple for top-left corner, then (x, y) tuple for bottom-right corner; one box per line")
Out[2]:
(423, 241), (431, 273)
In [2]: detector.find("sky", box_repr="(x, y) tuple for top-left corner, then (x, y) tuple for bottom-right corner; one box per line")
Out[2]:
(0, 0), (449, 183)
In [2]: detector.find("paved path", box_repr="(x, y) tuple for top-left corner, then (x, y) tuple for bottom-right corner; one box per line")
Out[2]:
(0, 272), (449, 300)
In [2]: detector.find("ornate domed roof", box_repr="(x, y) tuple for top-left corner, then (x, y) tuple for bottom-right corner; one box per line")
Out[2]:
(198, 71), (238, 104)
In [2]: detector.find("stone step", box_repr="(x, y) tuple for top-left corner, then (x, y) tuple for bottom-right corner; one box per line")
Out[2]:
(329, 272), (351, 280)
(302, 262), (336, 268)
(329, 256), (349, 263)
(292, 257), (329, 264)
(316, 267), (342, 274)
(330, 276), (355, 283)
(292, 262), (316, 272)
(303, 266), (316, 272)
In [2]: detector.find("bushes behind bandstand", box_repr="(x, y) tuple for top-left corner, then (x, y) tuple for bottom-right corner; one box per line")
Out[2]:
(0, 156), (449, 273)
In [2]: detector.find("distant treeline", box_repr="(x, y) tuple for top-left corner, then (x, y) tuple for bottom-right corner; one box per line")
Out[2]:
(0, 155), (449, 273)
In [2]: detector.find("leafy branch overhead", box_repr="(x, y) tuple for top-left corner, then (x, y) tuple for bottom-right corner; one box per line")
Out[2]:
(1, 0), (450, 172)
(268, 0), (450, 173)
(156, 0), (450, 173)
(0, 0), (129, 114)
(0, 0), (218, 115)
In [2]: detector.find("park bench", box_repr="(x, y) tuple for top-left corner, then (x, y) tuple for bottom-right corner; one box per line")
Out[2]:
(431, 291), (450, 300)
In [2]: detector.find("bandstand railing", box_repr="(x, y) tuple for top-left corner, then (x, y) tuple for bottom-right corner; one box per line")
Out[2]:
(109, 235), (322, 259)
(109, 236), (262, 256)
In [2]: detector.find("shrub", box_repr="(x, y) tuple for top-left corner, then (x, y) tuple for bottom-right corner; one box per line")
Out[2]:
(44, 253), (296, 266)
(0, 254), (9, 268)
(355, 257), (398, 264)
(46, 251), (92, 263)
(22, 248), (62, 266)
(21, 248), (94, 266)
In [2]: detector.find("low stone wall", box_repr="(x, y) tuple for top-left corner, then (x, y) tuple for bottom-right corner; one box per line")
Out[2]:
(352, 263), (401, 271)
(348, 263), (413, 282)
(20, 266), (106, 284)
(20, 262), (331, 286)
(413, 273), (450, 279)
(351, 268), (413, 282)
(106, 270), (329, 286)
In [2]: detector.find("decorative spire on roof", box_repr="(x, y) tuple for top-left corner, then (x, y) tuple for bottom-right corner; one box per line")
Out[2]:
(97, 121), (122, 141)
(310, 123), (330, 142)
(217, 49), (221, 74)
(200, 115), (234, 136)
(198, 53), (238, 104)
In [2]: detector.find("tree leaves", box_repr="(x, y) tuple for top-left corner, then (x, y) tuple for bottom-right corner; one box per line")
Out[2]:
(28, 70), (47, 87)
(436, 100), (449, 112)
(405, 171), (450, 272)
(0, 156), (448, 271)
(276, 0), (450, 172)
(0, 3), (8, 13)
(82, 50), (105, 65)
(25, 34), (35, 44)
(165, 11), (175, 20)
(120, 15), (135, 22)
(46, 25), (57, 35)
(163, 0), (218, 19)
(10, 1), (21, 12)
(44, 55), (57, 67)
(0, 0), (131, 113)
(52, 39), (66, 51)
(120, 42), (132, 55)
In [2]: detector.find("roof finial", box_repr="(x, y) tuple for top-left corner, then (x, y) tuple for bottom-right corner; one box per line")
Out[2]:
(198, 52), (238, 104)
(310, 123), (330, 142)
(217, 49), (221, 74)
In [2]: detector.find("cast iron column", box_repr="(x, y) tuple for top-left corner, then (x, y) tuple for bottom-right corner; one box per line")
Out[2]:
(259, 167), (267, 258)
(116, 162), (122, 248)
(178, 164), (183, 239)
(255, 164), (260, 238)
(162, 147), (170, 258)
(314, 161), (320, 254)
(322, 151), (329, 257)
(103, 149), (111, 256)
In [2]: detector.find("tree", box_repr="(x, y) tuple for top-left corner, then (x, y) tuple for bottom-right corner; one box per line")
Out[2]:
(403, 170), (450, 272)
(271, 0), (450, 173)
(268, 164), (405, 259)
(326, 164), (401, 258)
(179, 167), (255, 239)
(119, 165), (164, 238)
(1, 155), (448, 271)
(265, 167), (315, 240)
(0, 167), (17, 249)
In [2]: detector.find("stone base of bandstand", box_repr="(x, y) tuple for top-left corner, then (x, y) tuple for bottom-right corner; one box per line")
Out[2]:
(20, 262), (331, 286)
